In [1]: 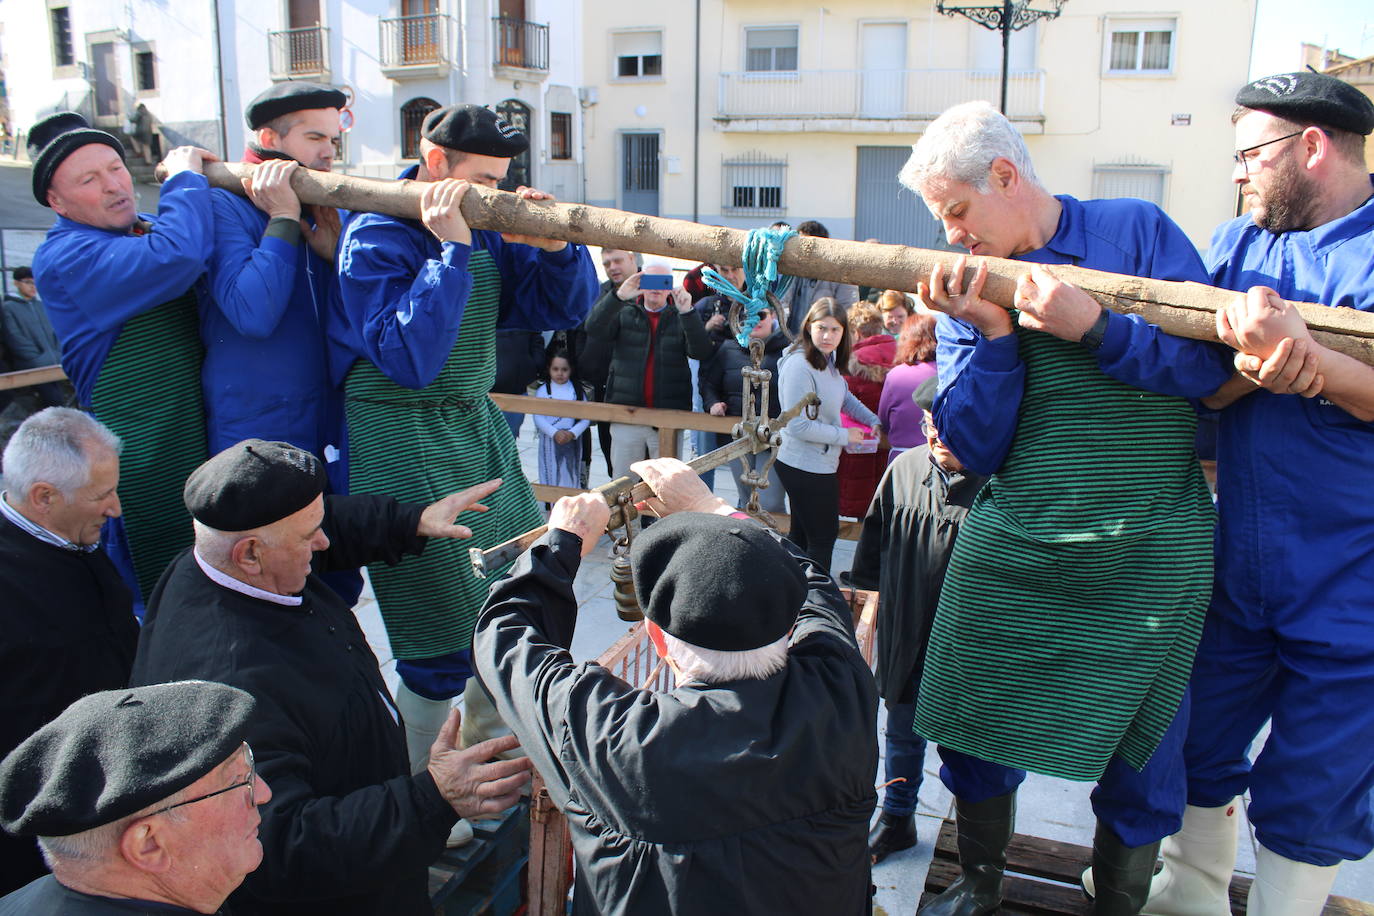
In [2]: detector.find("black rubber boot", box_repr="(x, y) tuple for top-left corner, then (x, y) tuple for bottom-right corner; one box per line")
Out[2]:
(919, 792), (1016, 916)
(869, 811), (918, 864)
(1087, 821), (1161, 915)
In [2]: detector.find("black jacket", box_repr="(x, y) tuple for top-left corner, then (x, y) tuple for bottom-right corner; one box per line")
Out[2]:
(846, 448), (986, 702)
(0, 876), (203, 914)
(584, 292), (712, 411)
(474, 525), (877, 916)
(130, 495), (455, 916)
(699, 330), (787, 423)
(0, 518), (136, 896)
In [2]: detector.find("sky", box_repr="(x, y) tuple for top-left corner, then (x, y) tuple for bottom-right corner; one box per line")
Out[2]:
(1249, 0), (1374, 78)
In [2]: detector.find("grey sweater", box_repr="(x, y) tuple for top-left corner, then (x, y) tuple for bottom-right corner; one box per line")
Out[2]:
(776, 348), (879, 473)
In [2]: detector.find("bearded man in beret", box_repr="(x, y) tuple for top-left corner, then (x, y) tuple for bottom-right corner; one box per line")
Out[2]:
(29, 112), (217, 602)
(330, 104), (597, 783)
(1119, 72), (1374, 915)
(473, 457), (878, 915)
(130, 440), (531, 915)
(0, 681), (266, 915)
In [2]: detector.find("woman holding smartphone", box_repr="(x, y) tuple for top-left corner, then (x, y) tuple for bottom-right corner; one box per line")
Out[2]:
(775, 298), (880, 571)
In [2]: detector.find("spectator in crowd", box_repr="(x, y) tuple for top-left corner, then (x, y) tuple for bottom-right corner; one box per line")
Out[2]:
(878, 313), (939, 462)
(0, 682), (266, 915)
(574, 247), (640, 478)
(778, 221), (860, 336)
(878, 289), (913, 336)
(845, 377), (987, 864)
(838, 302), (894, 518)
(492, 328), (545, 437)
(0, 409), (137, 896)
(532, 347), (590, 490)
(130, 439), (532, 915)
(2, 266), (68, 408)
(699, 306), (787, 515)
(584, 261), (712, 487)
(691, 262), (748, 490)
(473, 457), (877, 915)
(775, 298), (880, 572)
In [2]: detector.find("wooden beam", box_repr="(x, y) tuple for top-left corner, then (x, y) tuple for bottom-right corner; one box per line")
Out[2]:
(491, 393), (737, 434)
(0, 364), (66, 391)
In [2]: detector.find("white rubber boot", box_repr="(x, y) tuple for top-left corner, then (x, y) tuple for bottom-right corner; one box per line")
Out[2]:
(1082, 799), (1238, 916)
(1247, 844), (1339, 916)
(394, 682), (472, 847)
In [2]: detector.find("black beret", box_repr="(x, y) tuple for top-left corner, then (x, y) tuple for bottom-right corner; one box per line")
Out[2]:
(913, 376), (938, 412)
(1236, 72), (1374, 137)
(631, 513), (806, 652)
(28, 112), (125, 207)
(246, 81), (347, 130)
(184, 439), (326, 531)
(0, 681), (255, 837)
(421, 104), (528, 157)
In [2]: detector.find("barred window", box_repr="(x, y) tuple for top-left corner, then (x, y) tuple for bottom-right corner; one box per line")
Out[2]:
(550, 112), (572, 160)
(400, 97), (440, 160)
(722, 151), (786, 216)
(1091, 161), (1168, 207)
(51, 7), (74, 67)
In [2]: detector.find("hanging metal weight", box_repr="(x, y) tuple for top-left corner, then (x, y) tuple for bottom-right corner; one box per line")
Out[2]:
(607, 492), (644, 621)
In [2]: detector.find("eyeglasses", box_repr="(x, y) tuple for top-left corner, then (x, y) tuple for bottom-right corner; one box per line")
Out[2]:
(148, 743), (256, 816)
(1232, 130), (1305, 168)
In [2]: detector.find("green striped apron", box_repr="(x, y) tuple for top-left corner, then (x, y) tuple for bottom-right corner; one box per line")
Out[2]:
(89, 292), (208, 598)
(912, 324), (1214, 781)
(345, 249), (541, 658)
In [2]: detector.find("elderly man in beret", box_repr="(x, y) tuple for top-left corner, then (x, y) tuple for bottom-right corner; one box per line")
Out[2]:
(331, 104), (597, 782)
(29, 112), (217, 603)
(129, 439), (531, 916)
(473, 457), (878, 915)
(1115, 73), (1374, 915)
(0, 408), (136, 896)
(0, 681), (266, 914)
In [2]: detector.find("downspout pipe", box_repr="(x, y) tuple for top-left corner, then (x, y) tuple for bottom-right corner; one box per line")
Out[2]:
(692, 0), (701, 223)
(211, 0), (229, 158)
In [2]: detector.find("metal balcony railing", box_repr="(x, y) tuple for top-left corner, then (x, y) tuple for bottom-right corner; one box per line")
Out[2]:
(491, 17), (549, 71)
(379, 14), (456, 71)
(717, 68), (1046, 121)
(268, 26), (329, 80)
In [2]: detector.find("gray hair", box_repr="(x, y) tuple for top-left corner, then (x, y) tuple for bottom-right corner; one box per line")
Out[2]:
(2, 408), (121, 499)
(899, 100), (1042, 194)
(38, 793), (185, 866)
(662, 631), (789, 684)
(193, 519), (282, 573)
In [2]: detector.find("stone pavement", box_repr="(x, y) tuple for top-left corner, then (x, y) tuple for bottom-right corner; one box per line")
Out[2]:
(351, 417), (1372, 912)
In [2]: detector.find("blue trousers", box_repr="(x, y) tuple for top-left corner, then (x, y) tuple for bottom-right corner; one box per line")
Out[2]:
(397, 649), (475, 701)
(1182, 592), (1374, 866)
(882, 696), (928, 816)
(938, 690), (1191, 848)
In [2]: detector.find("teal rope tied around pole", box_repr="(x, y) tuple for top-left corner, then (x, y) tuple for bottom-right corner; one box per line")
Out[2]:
(701, 226), (798, 346)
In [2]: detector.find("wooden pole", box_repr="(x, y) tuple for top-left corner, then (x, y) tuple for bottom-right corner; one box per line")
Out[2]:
(204, 162), (1374, 366)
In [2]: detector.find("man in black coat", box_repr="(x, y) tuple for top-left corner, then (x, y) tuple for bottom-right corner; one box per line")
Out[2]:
(474, 457), (878, 915)
(844, 377), (986, 862)
(0, 408), (136, 896)
(130, 440), (531, 916)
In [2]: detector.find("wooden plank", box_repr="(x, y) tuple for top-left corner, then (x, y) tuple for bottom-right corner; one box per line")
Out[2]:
(0, 364), (65, 391)
(657, 426), (681, 461)
(491, 393), (736, 434)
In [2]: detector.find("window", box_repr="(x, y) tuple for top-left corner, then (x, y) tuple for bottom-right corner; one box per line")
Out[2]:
(400, 97), (440, 159)
(612, 31), (662, 79)
(495, 99), (532, 191)
(550, 112), (572, 160)
(50, 6), (73, 67)
(1091, 162), (1168, 207)
(744, 26), (798, 72)
(135, 50), (156, 92)
(722, 151), (786, 216)
(1105, 19), (1175, 75)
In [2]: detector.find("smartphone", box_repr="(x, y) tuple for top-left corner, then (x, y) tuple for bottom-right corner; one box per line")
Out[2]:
(639, 273), (673, 291)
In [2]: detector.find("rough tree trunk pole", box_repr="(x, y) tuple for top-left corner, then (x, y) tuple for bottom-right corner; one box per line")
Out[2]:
(205, 162), (1374, 366)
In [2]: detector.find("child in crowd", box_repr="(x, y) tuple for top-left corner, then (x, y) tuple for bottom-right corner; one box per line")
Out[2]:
(533, 348), (591, 491)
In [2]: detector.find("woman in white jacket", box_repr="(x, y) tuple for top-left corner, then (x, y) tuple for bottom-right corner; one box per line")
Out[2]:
(776, 298), (880, 571)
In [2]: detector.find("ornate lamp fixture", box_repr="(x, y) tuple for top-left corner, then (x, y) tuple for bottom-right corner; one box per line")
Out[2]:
(935, 0), (1067, 114)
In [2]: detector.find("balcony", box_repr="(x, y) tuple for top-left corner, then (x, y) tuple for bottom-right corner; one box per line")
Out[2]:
(268, 26), (330, 81)
(716, 69), (1046, 133)
(379, 14), (458, 79)
(492, 17), (549, 79)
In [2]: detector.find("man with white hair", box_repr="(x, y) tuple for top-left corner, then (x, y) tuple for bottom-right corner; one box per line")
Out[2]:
(0, 681), (267, 914)
(0, 407), (137, 896)
(473, 457), (878, 915)
(897, 101), (1233, 914)
(584, 262), (712, 484)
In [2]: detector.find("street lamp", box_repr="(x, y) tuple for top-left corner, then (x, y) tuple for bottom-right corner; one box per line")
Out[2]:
(935, 0), (1067, 115)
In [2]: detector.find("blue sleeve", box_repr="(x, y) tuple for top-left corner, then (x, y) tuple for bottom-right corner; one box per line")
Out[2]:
(1092, 210), (1234, 397)
(37, 171), (215, 334)
(488, 234), (600, 332)
(206, 190), (297, 339)
(932, 315), (1024, 475)
(336, 216), (470, 389)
